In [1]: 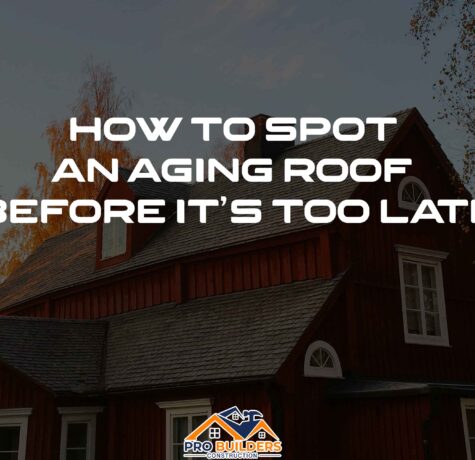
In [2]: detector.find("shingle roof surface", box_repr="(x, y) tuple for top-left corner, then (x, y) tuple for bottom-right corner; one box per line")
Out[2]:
(0, 316), (106, 394)
(0, 276), (341, 394)
(0, 109), (412, 310)
(105, 275), (340, 391)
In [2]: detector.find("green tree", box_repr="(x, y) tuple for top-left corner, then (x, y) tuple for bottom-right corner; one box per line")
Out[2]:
(410, 0), (474, 188)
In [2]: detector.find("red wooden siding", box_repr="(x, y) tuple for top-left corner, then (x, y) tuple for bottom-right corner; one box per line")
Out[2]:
(185, 238), (323, 300)
(13, 303), (50, 318)
(334, 396), (431, 460)
(0, 363), (60, 460)
(106, 385), (273, 460)
(430, 395), (468, 460)
(6, 232), (329, 320)
(51, 266), (175, 319)
(340, 131), (475, 382)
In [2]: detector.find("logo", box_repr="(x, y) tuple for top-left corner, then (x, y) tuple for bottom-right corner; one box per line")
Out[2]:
(184, 406), (283, 459)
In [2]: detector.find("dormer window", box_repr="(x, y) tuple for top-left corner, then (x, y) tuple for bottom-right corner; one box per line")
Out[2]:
(304, 341), (342, 378)
(101, 218), (127, 260)
(398, 176), (430, 210)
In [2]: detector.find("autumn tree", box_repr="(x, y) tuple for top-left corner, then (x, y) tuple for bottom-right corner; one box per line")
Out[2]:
(410, 0), (474, 188)
(0, 59), (136, 278)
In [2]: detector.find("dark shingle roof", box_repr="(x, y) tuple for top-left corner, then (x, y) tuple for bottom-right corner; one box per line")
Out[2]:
(0, 109), (413, 310)
(105, 275), (340, 391)
(0, 276), (341, 395)
(0, 316), (106, 394)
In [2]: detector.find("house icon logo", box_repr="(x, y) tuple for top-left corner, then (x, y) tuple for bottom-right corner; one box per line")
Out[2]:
(184, 406), (282, 458)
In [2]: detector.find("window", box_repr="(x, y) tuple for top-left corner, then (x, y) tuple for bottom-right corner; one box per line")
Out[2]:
(157, 399), (211, 460)
(59, 407), (103, 460)
(258, 431), (266, 440)
(0, 409), (31, 460)
(398, 176), (430, 210)
(397, 245), (449, 346)
(304, 341), (342, 378)
(101, 218), (127, 260)
(462, 399), (475, 459)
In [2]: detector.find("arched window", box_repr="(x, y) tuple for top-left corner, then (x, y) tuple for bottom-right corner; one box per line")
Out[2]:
(398, 176), (430, 211)
(304, 341), (342, 378)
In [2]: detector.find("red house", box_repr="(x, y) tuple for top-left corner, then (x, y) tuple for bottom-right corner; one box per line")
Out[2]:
(0, 108), (474, 460)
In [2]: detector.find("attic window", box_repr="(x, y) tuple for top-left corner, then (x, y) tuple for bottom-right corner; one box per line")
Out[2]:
(398, 176), (430, 211)
(304, 341), (342, 378)
(102, 218), (127, 260)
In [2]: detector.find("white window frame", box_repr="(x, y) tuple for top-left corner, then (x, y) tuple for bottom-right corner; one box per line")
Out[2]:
(398, 176), (431, 211)
(0, 408), (32, 460)
(58, 407), (103, 460)
(101, 218), (128, 260)
(396, 244), (449, 347)
(157, 399), (211, 460)
(304, 340), (343, 378)
(461, 398), (475, 460)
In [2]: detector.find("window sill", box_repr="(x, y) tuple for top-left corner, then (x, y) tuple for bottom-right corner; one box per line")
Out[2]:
(404, 335), (450, 348)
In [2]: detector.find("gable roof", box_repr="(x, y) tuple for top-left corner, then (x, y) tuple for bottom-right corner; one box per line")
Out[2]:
(0, 108), (414, 310)
(0, 275), (341, 395)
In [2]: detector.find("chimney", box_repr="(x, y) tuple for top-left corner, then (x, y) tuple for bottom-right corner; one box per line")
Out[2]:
(244, 114), (294, 159)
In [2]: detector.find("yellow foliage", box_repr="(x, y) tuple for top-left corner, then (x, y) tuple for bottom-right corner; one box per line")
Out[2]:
(0, 60), (137, 279)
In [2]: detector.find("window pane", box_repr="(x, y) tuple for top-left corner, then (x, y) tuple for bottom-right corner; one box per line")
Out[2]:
(0, 427), (20, 452)
(423, 290), (439, 313)
(0, 454), (19, 460)
(405, 287), (420, 310)
(403, 262), (418, 286)
(113, 219), (127, 255)
(467, 409), (475, 437)
(66, 450), (87, 460)
(191, 415), (207, 430)
(310, 348), (334, 369)
(322, 350), (333, 368)
(172, 417), (188, 444)
(402, 182), (425, 204)
(425, 312), (441, 336)
(421, 266), (436, 289)
(407, 310), (423, 334)
(102, 219), (127, 259)
(102, 223), (113, 259)
(173, 444), (185, 460)
(67, 423), (88, 449)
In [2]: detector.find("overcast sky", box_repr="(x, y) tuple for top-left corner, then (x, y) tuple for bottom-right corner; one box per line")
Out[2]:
(0, 0), (466, 200)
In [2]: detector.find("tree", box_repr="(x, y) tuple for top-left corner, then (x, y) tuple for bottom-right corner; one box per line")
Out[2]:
(0, 59), (136, 278)
(410, 0), (474, 189)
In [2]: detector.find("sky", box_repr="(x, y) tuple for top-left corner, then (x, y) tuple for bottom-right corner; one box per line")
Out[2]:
(0, 0), (467, 200)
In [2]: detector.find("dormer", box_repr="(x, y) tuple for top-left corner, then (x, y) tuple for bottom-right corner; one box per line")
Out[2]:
(95, 168), (189, 270)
